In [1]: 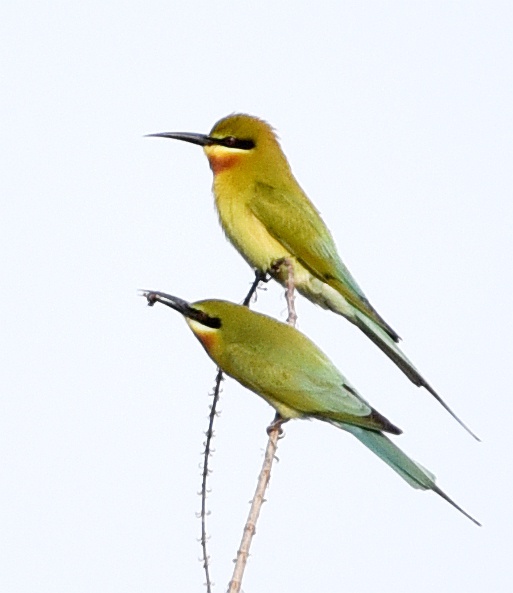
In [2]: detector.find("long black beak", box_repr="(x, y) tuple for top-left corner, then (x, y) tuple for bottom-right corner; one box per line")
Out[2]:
(145, 132), (215, 147)
(141, 290), (221, 328)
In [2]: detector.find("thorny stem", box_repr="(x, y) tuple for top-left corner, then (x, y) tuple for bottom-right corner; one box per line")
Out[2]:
(227, 259), (296, 593)
(200, 271), (269, 591)
(200, 368), (223, 593)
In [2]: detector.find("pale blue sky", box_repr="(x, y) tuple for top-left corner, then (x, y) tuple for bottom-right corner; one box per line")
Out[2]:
(1, 2), (512, 592)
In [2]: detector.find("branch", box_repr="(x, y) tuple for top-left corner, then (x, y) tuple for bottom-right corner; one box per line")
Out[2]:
(227, 422), (281, 593)
(228, 259), (296, 593)
(283, 258), (297, 325)
(199, 369), (223, 593)
(200, 272), (269, 590)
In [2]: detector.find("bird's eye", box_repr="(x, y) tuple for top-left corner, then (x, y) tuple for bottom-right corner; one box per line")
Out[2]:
(238, 139), (255, 150)
(220, 136), (255, 150)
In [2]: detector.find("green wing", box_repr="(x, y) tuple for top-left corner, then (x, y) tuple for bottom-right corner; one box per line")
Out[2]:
(222, 339), (398, 433)
(249, 183), (398, 339)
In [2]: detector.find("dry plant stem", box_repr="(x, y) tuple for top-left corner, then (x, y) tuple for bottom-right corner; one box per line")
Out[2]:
(200, 273), (268, 591)
(283, 258), (297, 325)
(228, 259), (296, 593)
(227, 426), (281, 593)
(200, 368), (223, 593)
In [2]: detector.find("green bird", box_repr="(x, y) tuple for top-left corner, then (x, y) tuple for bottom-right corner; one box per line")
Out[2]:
(143, 290), (479, 525)
(148, 114), (478, 439)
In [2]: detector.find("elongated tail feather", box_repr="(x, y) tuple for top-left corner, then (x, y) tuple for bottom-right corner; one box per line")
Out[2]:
(329, 421), (480, 525)
(353, 311), (480, 441)
(430, 484), (481, 526)
(335, 423), (436, 490)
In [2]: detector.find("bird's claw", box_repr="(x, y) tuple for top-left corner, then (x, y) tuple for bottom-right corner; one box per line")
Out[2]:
(266, 413), (288, 436)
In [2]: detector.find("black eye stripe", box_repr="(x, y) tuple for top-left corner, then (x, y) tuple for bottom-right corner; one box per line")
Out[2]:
(192, 309), (222, 329)
(219, 136), (255, 150)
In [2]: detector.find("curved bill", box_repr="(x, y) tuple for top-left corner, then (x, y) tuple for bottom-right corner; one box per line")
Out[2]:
(145, 132), (215, 146)
(140, 290), (221, 328)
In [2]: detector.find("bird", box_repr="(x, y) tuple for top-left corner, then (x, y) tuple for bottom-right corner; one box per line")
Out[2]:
(142, 290), (479, 525)
(148, 113), (478, 439)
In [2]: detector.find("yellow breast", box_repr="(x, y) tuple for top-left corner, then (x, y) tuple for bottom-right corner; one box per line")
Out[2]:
(214, 185), (290, 271)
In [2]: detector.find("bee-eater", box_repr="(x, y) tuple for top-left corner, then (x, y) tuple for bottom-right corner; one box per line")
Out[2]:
(148, 114), (477, 439)
(143, 290), (479, 525)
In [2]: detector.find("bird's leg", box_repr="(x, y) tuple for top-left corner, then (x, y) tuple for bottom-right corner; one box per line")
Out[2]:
(242, 270), (270, 307)
(257, 269), (272, 283)
(266, 412), (288, 436)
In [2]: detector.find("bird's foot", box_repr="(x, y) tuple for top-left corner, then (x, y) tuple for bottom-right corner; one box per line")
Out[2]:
(243, 270), (271, 306)
(266, 413), (288, 437)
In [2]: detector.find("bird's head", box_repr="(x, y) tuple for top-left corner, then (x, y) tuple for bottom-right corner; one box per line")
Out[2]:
(148, 113), (292, 182)
(143, 291), (223, 352)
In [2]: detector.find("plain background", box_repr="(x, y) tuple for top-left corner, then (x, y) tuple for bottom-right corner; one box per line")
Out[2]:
(1, 2), (512, 592)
